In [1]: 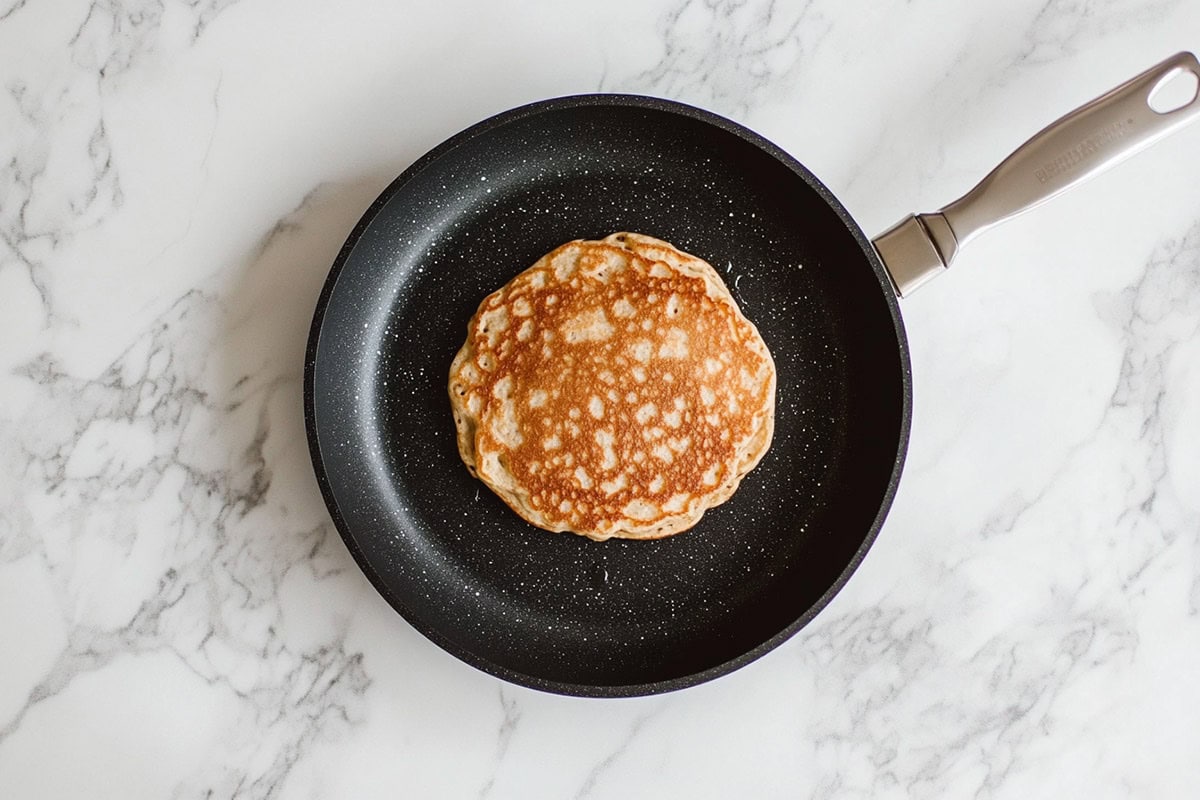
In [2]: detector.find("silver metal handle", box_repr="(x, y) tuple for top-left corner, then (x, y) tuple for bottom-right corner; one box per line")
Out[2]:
(874, 51), (1200, 297)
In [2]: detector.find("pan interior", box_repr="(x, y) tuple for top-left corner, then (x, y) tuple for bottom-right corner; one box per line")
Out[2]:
(308, 100), (907, 694)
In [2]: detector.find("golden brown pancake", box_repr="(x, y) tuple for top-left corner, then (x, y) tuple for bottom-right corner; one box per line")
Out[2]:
(449, 233), (775, 540)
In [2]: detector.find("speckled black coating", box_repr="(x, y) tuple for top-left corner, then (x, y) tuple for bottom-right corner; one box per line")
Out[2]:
(304, 95), (912, 697)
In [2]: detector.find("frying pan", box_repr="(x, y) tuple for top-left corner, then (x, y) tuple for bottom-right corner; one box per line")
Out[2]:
(305, 53), (1200, 696)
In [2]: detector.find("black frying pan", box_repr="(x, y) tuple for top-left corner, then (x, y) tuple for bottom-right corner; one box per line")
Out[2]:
(304, 54), (1199, 696)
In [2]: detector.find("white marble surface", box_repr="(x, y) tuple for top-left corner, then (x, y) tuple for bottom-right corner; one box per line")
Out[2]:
(2, 0), (1200, 797)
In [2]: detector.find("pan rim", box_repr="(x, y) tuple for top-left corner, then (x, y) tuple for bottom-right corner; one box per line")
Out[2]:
(303, 93), (913, 697)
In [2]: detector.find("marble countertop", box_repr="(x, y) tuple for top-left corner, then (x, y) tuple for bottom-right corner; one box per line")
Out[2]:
(3, 1), (1200, 797)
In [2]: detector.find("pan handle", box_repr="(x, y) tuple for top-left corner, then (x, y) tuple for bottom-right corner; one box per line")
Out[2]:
(873, 51), (1200, 297)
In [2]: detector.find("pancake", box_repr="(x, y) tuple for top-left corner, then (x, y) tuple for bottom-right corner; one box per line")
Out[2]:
(449, 232), (776, 540)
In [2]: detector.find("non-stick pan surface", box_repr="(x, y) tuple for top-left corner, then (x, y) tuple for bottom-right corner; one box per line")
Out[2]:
(305, 95), (911, 696)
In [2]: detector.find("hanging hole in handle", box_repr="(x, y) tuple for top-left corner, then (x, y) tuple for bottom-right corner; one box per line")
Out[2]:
(1148, 66), (1200, 114)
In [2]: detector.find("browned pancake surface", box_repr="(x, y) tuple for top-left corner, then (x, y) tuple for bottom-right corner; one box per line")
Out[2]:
(449, 233), (775, 540)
